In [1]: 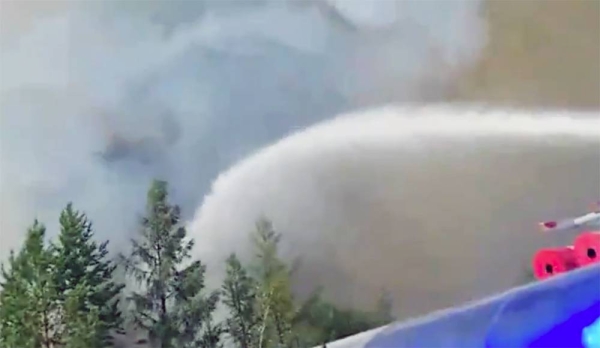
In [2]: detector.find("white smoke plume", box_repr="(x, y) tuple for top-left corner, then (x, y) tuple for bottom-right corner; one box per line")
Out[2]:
(0, 0), (483, 259)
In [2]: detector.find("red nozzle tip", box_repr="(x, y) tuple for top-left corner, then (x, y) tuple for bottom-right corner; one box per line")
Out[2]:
(540, 221), (557, 230)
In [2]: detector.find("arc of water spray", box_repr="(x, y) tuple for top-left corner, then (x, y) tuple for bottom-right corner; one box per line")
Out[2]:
(202, 105), (600, 194)
(187, 104), (600, 328)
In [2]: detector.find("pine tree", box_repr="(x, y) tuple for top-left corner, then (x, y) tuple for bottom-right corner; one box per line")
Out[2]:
(0, 250), (38, 348)
(121, 179), (220, 348)
(221, 253), (259, 348)
(0, 221), (60, 348)
(292, 287), (394, 346)
(62, 283), (104, 348)
(251, 217), (295, 348)
(171, 261), (222, 348)
(52, 203), (125, 346)
(292, 288), (335, 347)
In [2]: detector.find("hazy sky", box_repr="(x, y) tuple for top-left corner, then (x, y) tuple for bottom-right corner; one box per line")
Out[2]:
(0, 0), (483, 258)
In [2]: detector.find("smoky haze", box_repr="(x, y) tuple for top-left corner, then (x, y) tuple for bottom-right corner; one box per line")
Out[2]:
(1, 0), (599, 333)
(0, 0), (482, 260)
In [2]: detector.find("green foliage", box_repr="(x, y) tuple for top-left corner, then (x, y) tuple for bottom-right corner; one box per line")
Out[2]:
(0, 180), (391, 348)
(62, 283), (104, 348)
(0, 249), (40, 348)
(292, 287), (394, 347)
(121, 179), (220, 348)
(222, 253), (259, 348)
(251, 217), (296, 348)
(52, 203), (125, 346)
(0, 221), (61, 348)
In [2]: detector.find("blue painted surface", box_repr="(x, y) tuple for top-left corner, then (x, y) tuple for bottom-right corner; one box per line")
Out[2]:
(528, 301), (600, 348)
(324, 264), (600, 348)
(486, 265), (600, 348)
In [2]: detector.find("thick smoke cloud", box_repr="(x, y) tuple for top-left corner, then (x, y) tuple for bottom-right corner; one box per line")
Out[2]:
(189, 105), (600, 318)
(0, 1), (483, 258)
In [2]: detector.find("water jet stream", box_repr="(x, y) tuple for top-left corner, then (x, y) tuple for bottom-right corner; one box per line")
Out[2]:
(190, 105), (600, 318)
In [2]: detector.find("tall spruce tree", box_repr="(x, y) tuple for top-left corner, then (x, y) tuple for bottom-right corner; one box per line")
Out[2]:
(52, 203), (124, 346)
(122, 179), (220, 348)
(221, 253), (259, 348)
(0, 221), (60, 348)
(0, 250), (40, 348)
(251, 217), (295, 348)
(62, 283), (104, 348)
